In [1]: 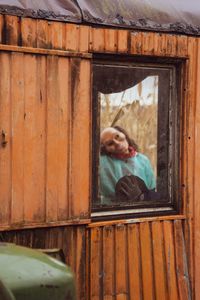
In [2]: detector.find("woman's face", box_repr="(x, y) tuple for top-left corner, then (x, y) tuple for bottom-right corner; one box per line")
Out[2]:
(101, 128), (129, 154)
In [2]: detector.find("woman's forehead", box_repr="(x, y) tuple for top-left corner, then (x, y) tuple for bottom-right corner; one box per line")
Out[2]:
(101, 128), (124, 143)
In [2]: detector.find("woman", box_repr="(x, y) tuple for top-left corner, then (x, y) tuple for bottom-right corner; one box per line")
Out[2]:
(100, 126), (156, 205)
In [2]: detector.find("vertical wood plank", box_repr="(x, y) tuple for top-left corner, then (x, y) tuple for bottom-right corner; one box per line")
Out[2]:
(156, 33), (167, 56)
(142, 32), (154, 55)
(46, 55), (70, 222)
(139, 222), (154, 300)
(117, 30), (129, 53)
(65, 24), (79, 51)
(127, 224), (142, 300)
(70, 58), (91, 218)
(115, 225), (128, 300)
(23, 55), (46, 222)
(176, 35), (188, 57)
(21, 18), (37, 47)
(0, 53), (11, 225)
(74, 227), (87, 300)
(165, 34), (177, 57)
(57, 57), (70, 221)
(4, 15), (20, 45)
(163, 221), (179, 300)
(104, 29), (117, 52)
(89, 28), (105, 52)
(46, 55), (59, 222)
(152, 221), (168, 300)
(11, 53), (24, 223)
(185, 37), (197, 295)
(103, 226), (115, 300)
(0, 15), (4, 43)
(79, 25), (90, 52)
(48, 21), (66, 50)
(90, 228), (102, 300)
(194, 38), (200, 300)
(36, 19), (48, 48)
(174, 220), (191, 300)
(130, 32), (142, 55)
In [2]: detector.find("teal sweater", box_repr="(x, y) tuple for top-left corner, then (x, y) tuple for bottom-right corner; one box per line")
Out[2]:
(99, 153), (156, 205)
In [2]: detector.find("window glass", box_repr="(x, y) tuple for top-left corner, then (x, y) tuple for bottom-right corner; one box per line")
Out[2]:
(92, 61), (179, 214)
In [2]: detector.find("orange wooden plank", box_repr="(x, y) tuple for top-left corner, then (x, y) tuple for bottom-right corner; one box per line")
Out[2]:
(127, 224), (142, 300)
(65, 23), (79, 51)
(174, 220), (191, 299)
(117, 30), (129, 53)
(176, 35), (188, 57)
(152, 221), (168, 300)
(165, 34), (177, 57)
(56, 57), (70, 221)
(163, 221), (179, 300)
(46, 55), (70, 222)
(79, 25), (90, 52)
(139, 222), (154, 300)
(69, 58), (91, 218)
(103, 226), (115, 300)
(194, 38), (200, 300)
(0, 15), (4, 43)
(36, 19), (48, 48)
(11, 52), (25, 223)
(48, 21), (66, 50)
(90, 227), (102, 300)
(4, 15), (20, 45)
(185, 37), (197, 294)
(89, 27), (105, 52)
(156, 33), (167, 56)
(74, 227), (87, 300)
(23, 55), (46, 222)
(115, 224), (128, 300)
(142, 32), (154, 55)
(0, 53), (11, 225)
(21, 18), (37, 47)
(104, 29), (117, 52)
(46, 55), (59, 222)
(130, 32), (142, 55)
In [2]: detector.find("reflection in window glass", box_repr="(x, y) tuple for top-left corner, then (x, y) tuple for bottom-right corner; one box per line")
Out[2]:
(92, 62), (179, 212)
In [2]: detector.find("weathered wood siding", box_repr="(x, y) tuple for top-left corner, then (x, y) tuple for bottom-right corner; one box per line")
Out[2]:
(0, 14), (199, 299)
(1, 219), (190, 300)
(0, 50), (91, 227)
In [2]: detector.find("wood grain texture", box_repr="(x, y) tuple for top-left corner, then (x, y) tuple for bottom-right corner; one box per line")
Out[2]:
(0, 53), (11, 225)
(11, 52), (25, 224)
(0, 50), (91, 228)
(21, 18), (37, 47)
(194, 38), (200, 300)
(88, 220), (191, 300)
(69, 58), (91, 218)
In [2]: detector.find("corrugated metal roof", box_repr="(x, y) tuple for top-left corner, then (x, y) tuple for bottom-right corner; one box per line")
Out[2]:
(0, 0), (200, 36)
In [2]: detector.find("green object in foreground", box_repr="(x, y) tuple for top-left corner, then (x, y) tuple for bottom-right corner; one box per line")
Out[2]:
(0, 243), (76, 300)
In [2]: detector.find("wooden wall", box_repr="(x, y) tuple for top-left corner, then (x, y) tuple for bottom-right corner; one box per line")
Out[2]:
(0, 51), (91, 228)
(0, 14), (200, 299)
(1, 218), (190, 300)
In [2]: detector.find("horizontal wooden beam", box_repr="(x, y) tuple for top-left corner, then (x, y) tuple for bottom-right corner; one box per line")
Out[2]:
(88, 214), (186, 228)
(0, 44), (92, 58)
(0, 219), (91, 231)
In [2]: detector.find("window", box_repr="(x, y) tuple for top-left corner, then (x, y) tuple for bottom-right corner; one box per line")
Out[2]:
(92, 56), (182, 218)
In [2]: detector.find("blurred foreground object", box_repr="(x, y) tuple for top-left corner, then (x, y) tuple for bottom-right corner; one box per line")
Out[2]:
(0, 243), (76, 300)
